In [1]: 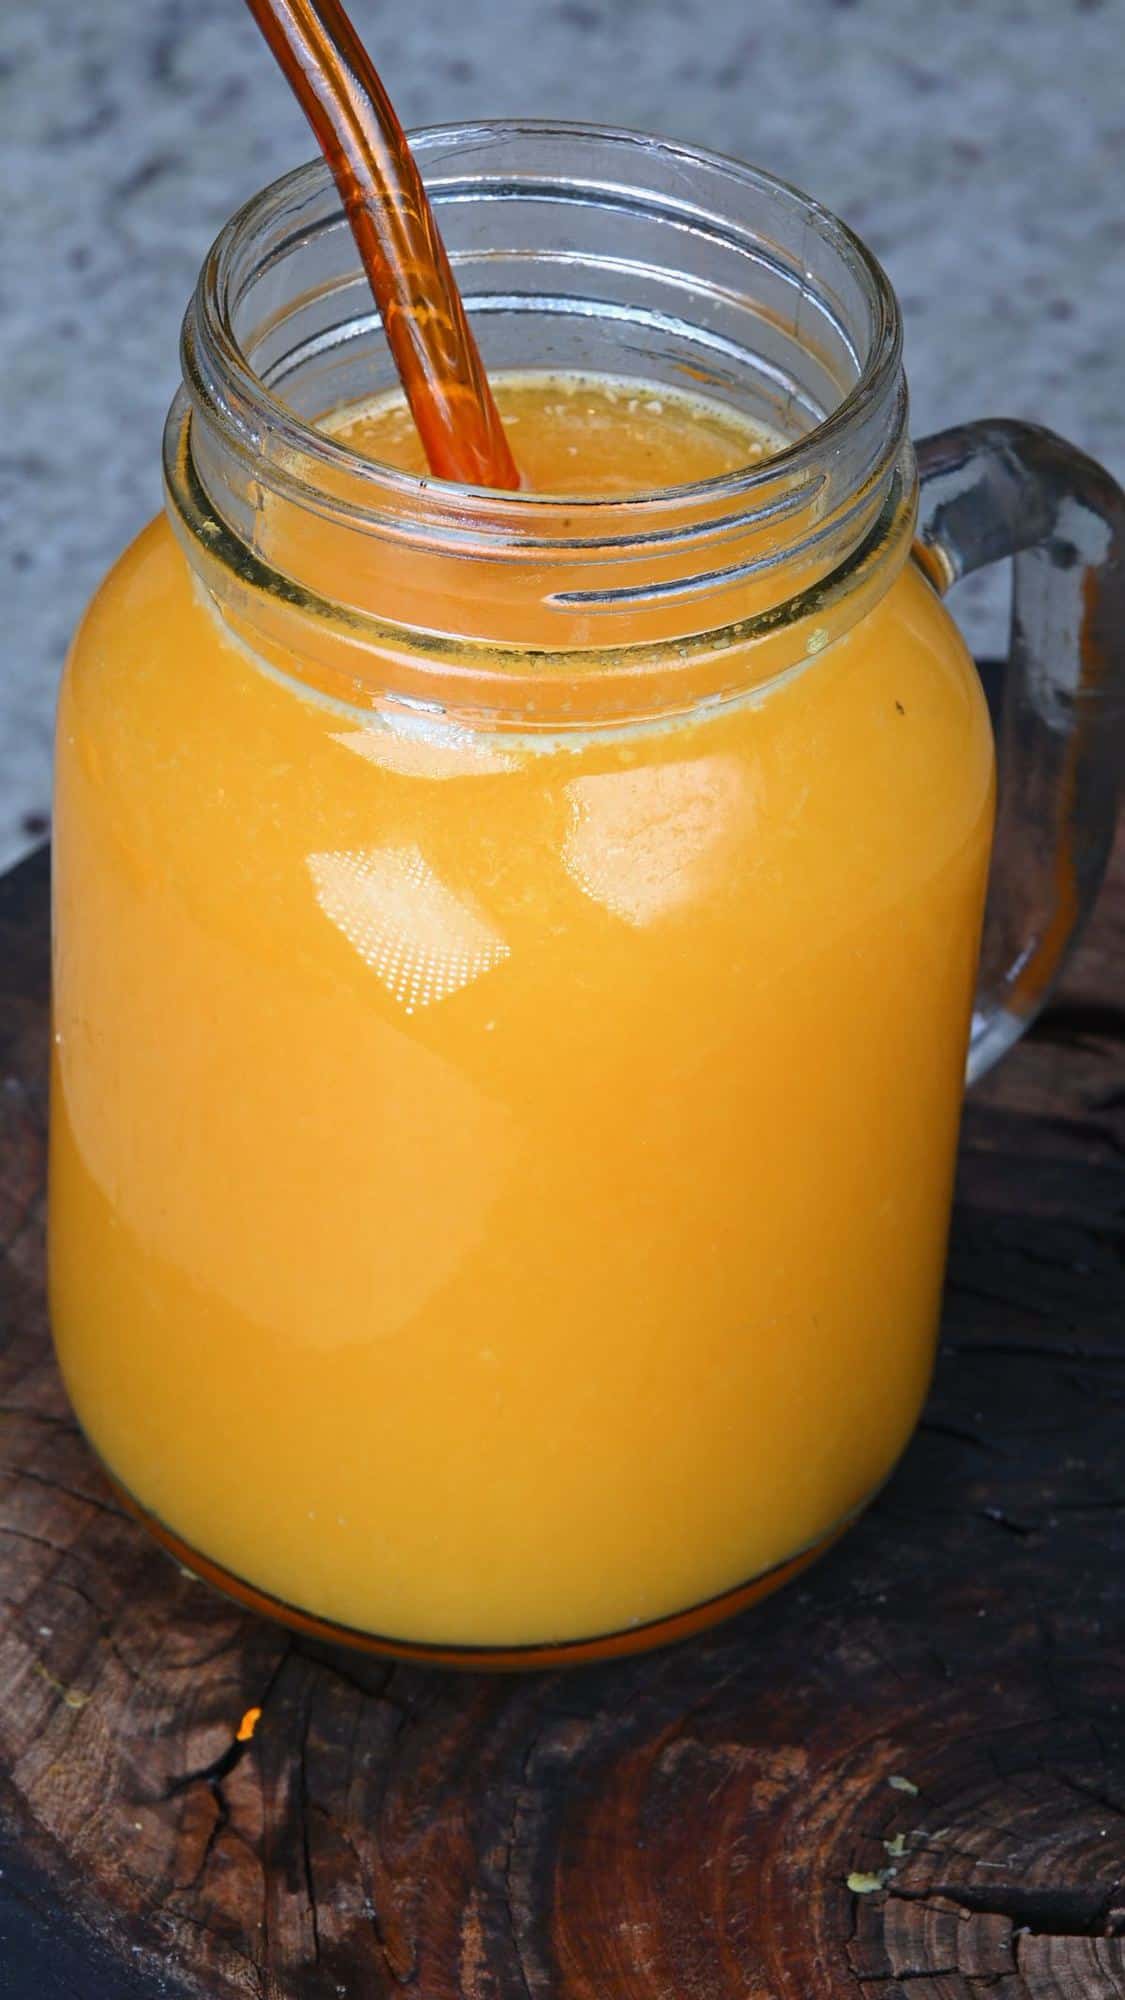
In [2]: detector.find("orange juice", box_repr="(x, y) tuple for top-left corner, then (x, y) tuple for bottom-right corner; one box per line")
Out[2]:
(49, 373), (995, 1652)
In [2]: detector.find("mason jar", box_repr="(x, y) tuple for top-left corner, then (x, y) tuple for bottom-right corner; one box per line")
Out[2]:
(48, 124), (1124, 1666)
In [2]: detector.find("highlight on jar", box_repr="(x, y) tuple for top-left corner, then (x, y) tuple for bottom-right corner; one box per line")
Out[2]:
(47, 16), (1124, 1671)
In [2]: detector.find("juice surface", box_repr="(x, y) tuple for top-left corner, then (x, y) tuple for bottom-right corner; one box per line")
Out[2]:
(331, 370), (774, 492)
(49, 374), (995, 1648)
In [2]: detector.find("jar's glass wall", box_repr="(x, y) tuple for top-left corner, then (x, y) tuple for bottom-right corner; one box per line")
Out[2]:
(52, 130), (997, 1662)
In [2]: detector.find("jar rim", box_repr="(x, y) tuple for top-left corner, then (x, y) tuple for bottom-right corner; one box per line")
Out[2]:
(188, 118), (903, 540)
(168, 120), (916, 719)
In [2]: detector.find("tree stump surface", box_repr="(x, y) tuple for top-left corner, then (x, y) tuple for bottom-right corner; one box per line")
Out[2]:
(0, 833), (1122, 2000)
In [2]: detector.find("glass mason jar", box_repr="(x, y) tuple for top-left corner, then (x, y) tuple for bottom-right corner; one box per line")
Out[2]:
(49, 124), (1124, 1667)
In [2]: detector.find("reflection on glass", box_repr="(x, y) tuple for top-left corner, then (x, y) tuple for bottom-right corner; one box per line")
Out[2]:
(563, 758), (747, 926)
(308, 844), (510, 1013)
(331, 727), (517, 780)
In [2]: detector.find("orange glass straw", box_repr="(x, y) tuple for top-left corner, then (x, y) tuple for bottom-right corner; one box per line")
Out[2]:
(242, 0), (521, 489)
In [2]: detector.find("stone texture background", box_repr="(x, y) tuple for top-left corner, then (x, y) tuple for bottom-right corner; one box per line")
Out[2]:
(2, 0), (1121, 868)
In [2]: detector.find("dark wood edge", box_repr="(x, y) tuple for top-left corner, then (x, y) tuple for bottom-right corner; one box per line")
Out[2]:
(0, 1828), (190, 2000)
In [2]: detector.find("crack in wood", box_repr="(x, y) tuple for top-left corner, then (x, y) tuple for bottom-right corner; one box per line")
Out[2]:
(944, 1337), (1124, 1365)
(1033, 1002), (1125, 1045)
(974, 1505), (1036, 1538)
(1, 1460), (130, 1519)
(164, 1642), (292, 1802)
(918, 1417), (1003, 1455)
(296, 1681), (322, 1971)
(885, 1879), (1121, 1939)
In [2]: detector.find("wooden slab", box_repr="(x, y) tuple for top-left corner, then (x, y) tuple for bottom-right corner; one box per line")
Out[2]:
(1, 834), (1122, 2000)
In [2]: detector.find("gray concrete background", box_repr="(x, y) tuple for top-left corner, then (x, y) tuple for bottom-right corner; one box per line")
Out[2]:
(2, 0), (1122, 869)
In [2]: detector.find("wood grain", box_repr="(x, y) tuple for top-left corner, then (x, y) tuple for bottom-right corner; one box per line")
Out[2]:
(0, 834), (1122, 2000)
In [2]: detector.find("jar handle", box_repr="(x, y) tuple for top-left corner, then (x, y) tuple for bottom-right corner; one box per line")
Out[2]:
(914, 419), (1125, 1082)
